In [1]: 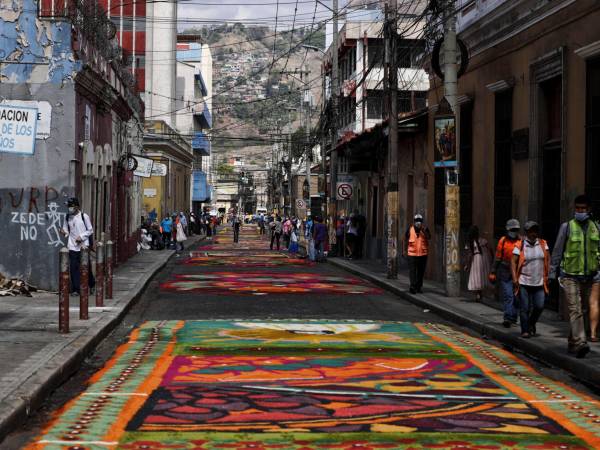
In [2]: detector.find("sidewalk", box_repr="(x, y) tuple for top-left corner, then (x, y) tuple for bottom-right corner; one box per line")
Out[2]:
(0, 235), (203, 441)
(328, 257), (600, 390)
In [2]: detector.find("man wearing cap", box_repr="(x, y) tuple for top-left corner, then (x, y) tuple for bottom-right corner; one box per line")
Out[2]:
(403, 214), (431, 294)
(511, 221), (550, 339)
(60, 197), (95, 296)
(550, 194), (599, 358)
(491, 219), (522, 328)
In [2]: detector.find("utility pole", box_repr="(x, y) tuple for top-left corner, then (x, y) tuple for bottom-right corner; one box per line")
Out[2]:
(385, 0), (399, 279)
(443, 0), (460, 297)
(329, 0), (339, 227)
(303, 63), (311, 218)
(321, 61), (328, 221)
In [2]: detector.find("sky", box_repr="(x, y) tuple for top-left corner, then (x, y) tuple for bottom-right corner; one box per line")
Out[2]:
(177, 0), (337, 30)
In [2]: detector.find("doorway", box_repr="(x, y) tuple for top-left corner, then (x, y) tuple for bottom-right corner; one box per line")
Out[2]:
(539, 76), (563, 249)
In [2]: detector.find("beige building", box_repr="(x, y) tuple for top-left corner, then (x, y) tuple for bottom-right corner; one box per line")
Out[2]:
(426, 0), (600, 307)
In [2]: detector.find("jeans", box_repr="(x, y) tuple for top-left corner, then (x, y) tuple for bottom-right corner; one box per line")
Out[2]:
(315, 240), (325, 261)
(500, 278), (519, 323)
(270, 232), (281, 250)
(407, 255), (427, 291)
(69, 250), (95, 293)
(308, 238), (316, 261)
(561, 277), (592, 349)
(233, 228), (240, 243)
(519, 285), (545, 334)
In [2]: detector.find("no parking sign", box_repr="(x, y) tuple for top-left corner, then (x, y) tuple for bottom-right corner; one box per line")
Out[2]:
(336, 182), (353, 200)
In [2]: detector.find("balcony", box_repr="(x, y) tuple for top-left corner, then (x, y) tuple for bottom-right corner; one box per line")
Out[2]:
(195, 73), (208, 96)
(192, 170), (210, 202)
(191, 132), (210, 156)
(193, 102), (212, 129)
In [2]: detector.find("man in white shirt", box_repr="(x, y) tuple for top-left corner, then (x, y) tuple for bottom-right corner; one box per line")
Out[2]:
(60, 197), (95, 296)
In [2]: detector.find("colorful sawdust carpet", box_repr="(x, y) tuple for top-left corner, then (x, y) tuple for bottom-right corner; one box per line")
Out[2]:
(183, 256), (314, 267)
(29, 320), (600, 449)
(160, 272), (382, 295)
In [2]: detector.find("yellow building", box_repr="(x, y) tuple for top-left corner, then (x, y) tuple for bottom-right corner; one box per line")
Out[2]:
(142, 121), (193, 220)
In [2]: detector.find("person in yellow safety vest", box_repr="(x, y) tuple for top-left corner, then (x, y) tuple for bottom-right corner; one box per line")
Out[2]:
(550, 194), (600, 359)
(403, 214), (431, 294)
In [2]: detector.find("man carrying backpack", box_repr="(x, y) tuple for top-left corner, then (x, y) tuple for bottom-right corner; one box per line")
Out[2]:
(60, 197), (95, 296)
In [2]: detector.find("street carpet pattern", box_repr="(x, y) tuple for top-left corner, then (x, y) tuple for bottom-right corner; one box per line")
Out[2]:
(160, 273), (383, 295)
(183, 255), (314, 267)
(29, 320), (600, 449)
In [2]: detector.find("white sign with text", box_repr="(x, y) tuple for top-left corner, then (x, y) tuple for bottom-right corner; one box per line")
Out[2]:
(0, 105), (38, 154)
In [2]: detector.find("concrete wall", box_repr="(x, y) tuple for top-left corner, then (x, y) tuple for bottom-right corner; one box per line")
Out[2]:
(145, 0), (177, 127)
(0, 0), (80, 289)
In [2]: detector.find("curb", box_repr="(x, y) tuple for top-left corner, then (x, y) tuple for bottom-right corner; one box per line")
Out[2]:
(0, 236), (204, 442)
(329, 258), (600, 390)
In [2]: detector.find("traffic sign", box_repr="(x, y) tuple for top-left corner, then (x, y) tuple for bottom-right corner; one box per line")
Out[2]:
(336, 182), (353, 200)
(296, 199), (306, 209)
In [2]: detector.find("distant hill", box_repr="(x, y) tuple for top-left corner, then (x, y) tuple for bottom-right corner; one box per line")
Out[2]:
(180, 24), (325, 165)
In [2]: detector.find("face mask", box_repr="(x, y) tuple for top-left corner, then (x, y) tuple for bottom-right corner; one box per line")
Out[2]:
(575, 212), (589, 222)
(527, 237), (537, 245)
(414, 222), (422, 229)
(507, 231), (518, 239)
(68, 207), (76, 214)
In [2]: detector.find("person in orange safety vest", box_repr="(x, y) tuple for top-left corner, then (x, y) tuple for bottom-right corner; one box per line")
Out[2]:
(403, 214), (431, 294)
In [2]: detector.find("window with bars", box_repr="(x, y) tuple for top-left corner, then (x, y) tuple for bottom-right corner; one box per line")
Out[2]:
(340, 96), (357, 128)
(494, 89), (513, 238)
(366, 90), (384, 119)
(398, 91), (412, 113)
(368, 40), (384, 68)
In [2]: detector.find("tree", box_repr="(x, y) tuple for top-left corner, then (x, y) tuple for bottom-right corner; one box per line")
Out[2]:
(216, 162), (235, 175)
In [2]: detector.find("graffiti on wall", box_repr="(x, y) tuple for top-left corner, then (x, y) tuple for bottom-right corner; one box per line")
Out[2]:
(2, 187), (66, 245)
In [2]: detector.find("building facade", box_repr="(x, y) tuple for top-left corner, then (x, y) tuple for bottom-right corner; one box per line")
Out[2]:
(323, 11), (429, 260)
(176, 36), (214, 214)
(0, 0), (145, 289)
(426, 0), (600, 306)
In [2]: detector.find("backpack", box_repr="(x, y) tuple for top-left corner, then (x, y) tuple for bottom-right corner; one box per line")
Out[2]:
(67, 212), (94, 247)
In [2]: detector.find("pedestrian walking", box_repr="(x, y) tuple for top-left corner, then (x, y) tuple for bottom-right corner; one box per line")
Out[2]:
(511, 221), (550, 339)
(270, 217), (283, 250)
(403, 214), (431, 294)
(60, 197), (95, 295)
(345, 215), (359, 258)
(353, 209), (367, 259)
(550, 195), (599, 358)
(179, 212), (188, 235)
(160, 215), (173, 247)
(282, 217), (293, 249)
(289, 228), (299, 255)
(175, 218), (187, 252)
(313, 216), (328, 262)
(490, 219), (522, 328)
(335, 217), (345, 257)
(305, 216), (315, 261)
(464, 226), (492, 301)
(233, 215), (241, 243)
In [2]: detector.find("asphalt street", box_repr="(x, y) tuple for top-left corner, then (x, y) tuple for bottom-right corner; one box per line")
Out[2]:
(7, 226), (600, 449)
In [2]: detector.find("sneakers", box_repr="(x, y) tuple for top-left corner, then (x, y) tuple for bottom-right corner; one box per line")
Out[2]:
(502, 320), (511, 328)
